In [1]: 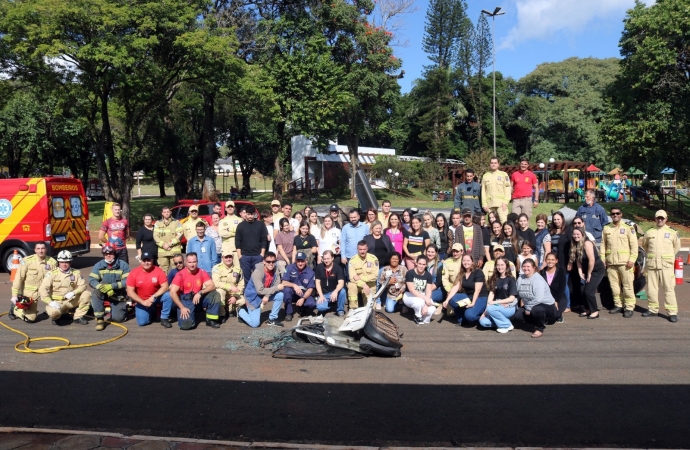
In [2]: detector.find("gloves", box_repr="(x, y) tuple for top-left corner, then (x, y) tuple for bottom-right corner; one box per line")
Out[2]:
(49, 301), (61, 310)
(106, 289), (115, 298)
(64, 291), (75, 300)
(10, 296), (17, 305)
(99, 284), (113, 294)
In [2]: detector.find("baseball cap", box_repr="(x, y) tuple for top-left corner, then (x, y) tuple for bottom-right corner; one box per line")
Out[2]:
(655, 210), (667, 219)
(461, 208), (472, 216)
(492, 243), (505, 252)
(189, 205), (199, 212)
(295, 251), (307, 260)
(271, 200), (281, 206)
(225, 200), (235, 207)
(141, 252), (153, 260)
(330, 204), (339, 212)
(222, 251), (234, 258)
(451, 243), (463, 252)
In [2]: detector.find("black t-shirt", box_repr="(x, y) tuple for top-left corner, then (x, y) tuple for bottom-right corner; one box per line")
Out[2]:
(502, 240), (518, 264)
(493, 276), (518, 301)
(516, 228), (537, 250)
(461, 269), (488, 297)
(372, 237), (389, 266)
(405, 269), (433, 294)
(407, 230), (430, 255)
(294, 234), (317, 251)
(314, 263), (345, 294)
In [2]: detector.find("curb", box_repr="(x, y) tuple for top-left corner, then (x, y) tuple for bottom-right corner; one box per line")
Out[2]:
(0, 428), (679, 450)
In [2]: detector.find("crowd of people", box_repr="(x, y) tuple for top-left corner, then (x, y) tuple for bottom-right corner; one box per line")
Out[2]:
(7, 158), (683, 338)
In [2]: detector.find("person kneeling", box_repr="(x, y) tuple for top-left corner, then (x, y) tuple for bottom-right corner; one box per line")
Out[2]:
(403, 255), (436, 324)
(479, 257), (518, 333)
(89, 245), (131, 330)
(282, 252), (317, 321)
(240, 252), (285, 328)
(314, 251), (346, 316)
(442, 254), (488, 325)
(513, 258), (557, 338)
(126, 252), (171, 327)
(169, 253), (222, 330)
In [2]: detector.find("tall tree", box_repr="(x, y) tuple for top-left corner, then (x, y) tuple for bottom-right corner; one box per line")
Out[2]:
(422, 0), (469, 68)
(0, 0), (238, 218)
(601, 0), (690, 175)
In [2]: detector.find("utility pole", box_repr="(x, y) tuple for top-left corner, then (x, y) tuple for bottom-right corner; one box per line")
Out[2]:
(481, 7), (505, 157)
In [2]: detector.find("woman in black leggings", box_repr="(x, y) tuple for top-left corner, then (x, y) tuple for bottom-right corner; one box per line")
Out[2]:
(569, 226), (605, 319)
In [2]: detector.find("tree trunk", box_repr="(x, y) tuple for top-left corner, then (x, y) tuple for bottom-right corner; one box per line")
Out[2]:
(240, 163), (253, 189)
(272, 120), (287, 201)
(346, 134), (360, 199)
(201, 91), (217, 201)
(233, 160), (239, 189)
(156, 166), (167, 197)
(94, 89), (119, 202)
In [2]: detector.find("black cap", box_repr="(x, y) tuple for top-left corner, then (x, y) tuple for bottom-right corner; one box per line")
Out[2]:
(141, 252), (153, 260)
(461, 208), (472, 216)
(330, 204), (339, 211)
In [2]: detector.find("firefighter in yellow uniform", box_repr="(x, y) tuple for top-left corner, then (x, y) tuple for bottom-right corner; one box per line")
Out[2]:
(219, 201), (243, 257)
(347, 242), (379, 309)
(9, 242), (57, 323)
(601, 207), (638, 318)
(154, 206), (183, 273)
(481, 157), (512, 224)
(439, 243), (463, 316)
(212, 251), (245, 321)
(641, 210), (681, 322)
(181, 205), (209, 242)
(38, 250), (91, 325)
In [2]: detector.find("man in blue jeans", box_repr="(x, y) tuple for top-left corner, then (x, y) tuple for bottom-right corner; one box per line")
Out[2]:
(239, 252), (285, 328)
(282, 251), (317, 321)
(314, 250), (346, 316)
(235, 205), (267, 283)
(168, 252), (222, 330)
(125, 252), (171, 327)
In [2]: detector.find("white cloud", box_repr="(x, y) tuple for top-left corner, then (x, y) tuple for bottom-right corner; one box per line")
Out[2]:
(500, 0), (654, 49)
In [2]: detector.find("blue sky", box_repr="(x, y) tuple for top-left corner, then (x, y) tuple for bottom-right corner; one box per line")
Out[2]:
(393, 0), (653, 93)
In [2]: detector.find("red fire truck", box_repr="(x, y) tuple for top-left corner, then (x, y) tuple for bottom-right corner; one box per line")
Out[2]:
(0, 177), (90, 271)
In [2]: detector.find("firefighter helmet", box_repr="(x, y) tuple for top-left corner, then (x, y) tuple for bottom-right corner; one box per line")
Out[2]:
(102, 245), (116, 255)
(56, 250), (73, 262)
(15, 295), (35, 310)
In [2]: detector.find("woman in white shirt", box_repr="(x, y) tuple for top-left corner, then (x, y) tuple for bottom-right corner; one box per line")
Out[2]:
(308, 211), (322, 241)
(318, 216), (341, 265)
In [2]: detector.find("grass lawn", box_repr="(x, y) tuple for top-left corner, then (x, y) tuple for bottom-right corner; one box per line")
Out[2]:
(89, 184), (690, 239)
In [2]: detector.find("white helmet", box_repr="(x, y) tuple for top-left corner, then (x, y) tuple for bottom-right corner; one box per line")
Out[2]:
(56, 250), (73, 262)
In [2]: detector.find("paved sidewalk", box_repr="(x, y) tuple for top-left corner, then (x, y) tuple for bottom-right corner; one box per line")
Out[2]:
(0, 429), (680, 450)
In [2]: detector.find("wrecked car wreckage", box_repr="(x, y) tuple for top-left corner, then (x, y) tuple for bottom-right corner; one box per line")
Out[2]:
(261, 275), (404, 359)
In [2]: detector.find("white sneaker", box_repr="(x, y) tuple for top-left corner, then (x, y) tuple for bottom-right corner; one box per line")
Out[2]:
(496, 325), (514, 333)
(375, 304), (382, 311)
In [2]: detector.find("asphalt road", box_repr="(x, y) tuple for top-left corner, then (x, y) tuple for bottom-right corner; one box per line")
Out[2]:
(1, 249), (689, 448)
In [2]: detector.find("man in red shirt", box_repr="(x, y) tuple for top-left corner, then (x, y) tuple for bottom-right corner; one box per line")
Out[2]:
(126, 252), (170, 327)
(169, 252), (222, 329)
(99, 202), (130, 263)
(510, 159), (539, 219)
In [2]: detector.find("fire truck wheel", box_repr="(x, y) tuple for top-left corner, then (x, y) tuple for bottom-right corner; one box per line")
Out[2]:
(3, 247), (27, 273)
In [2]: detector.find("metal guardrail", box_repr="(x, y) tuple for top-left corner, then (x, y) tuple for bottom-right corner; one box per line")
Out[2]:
(629, 186), (690, 221)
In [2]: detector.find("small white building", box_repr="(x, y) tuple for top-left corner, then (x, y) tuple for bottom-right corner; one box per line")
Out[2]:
(291, 135), (395, 191)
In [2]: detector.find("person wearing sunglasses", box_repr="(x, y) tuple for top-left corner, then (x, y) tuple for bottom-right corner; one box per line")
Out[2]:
(158, 254), (184, 327)
(239, 252), (286, 328)
(601, 207), (638, 318)
(212, 251), (245, 323)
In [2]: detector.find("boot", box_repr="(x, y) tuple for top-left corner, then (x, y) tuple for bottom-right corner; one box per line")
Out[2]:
(95, 319), (106, 331)
(8, 304), (17, 320)
(206, 319), (220, 329)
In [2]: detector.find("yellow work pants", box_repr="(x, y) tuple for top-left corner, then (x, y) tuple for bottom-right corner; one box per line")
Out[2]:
(45, 292), (91, 321)
(607, 265), (635, 310)
(217, 288), (245, 315)
(347, 280), (376, 309)
(646, 268), (677, 314)
(158, 255), (173, 273)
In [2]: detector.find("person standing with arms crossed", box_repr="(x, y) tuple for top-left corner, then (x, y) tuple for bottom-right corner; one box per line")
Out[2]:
(481, 157), (512, 224)
(510, 159), (539, 219)
(602, 207), (638, 318)
(641, 210), (681, 322)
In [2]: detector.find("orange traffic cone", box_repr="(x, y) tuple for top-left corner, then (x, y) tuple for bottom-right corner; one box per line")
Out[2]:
(9, 250), (19, 282)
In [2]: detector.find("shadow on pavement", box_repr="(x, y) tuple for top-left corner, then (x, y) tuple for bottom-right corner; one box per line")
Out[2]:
(0, 371), (687, 448)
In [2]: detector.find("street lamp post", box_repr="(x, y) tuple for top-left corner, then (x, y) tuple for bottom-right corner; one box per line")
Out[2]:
(481, 7), (505, 157)
(394, 172), (399, 199)
(539, 163), (545, 202)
